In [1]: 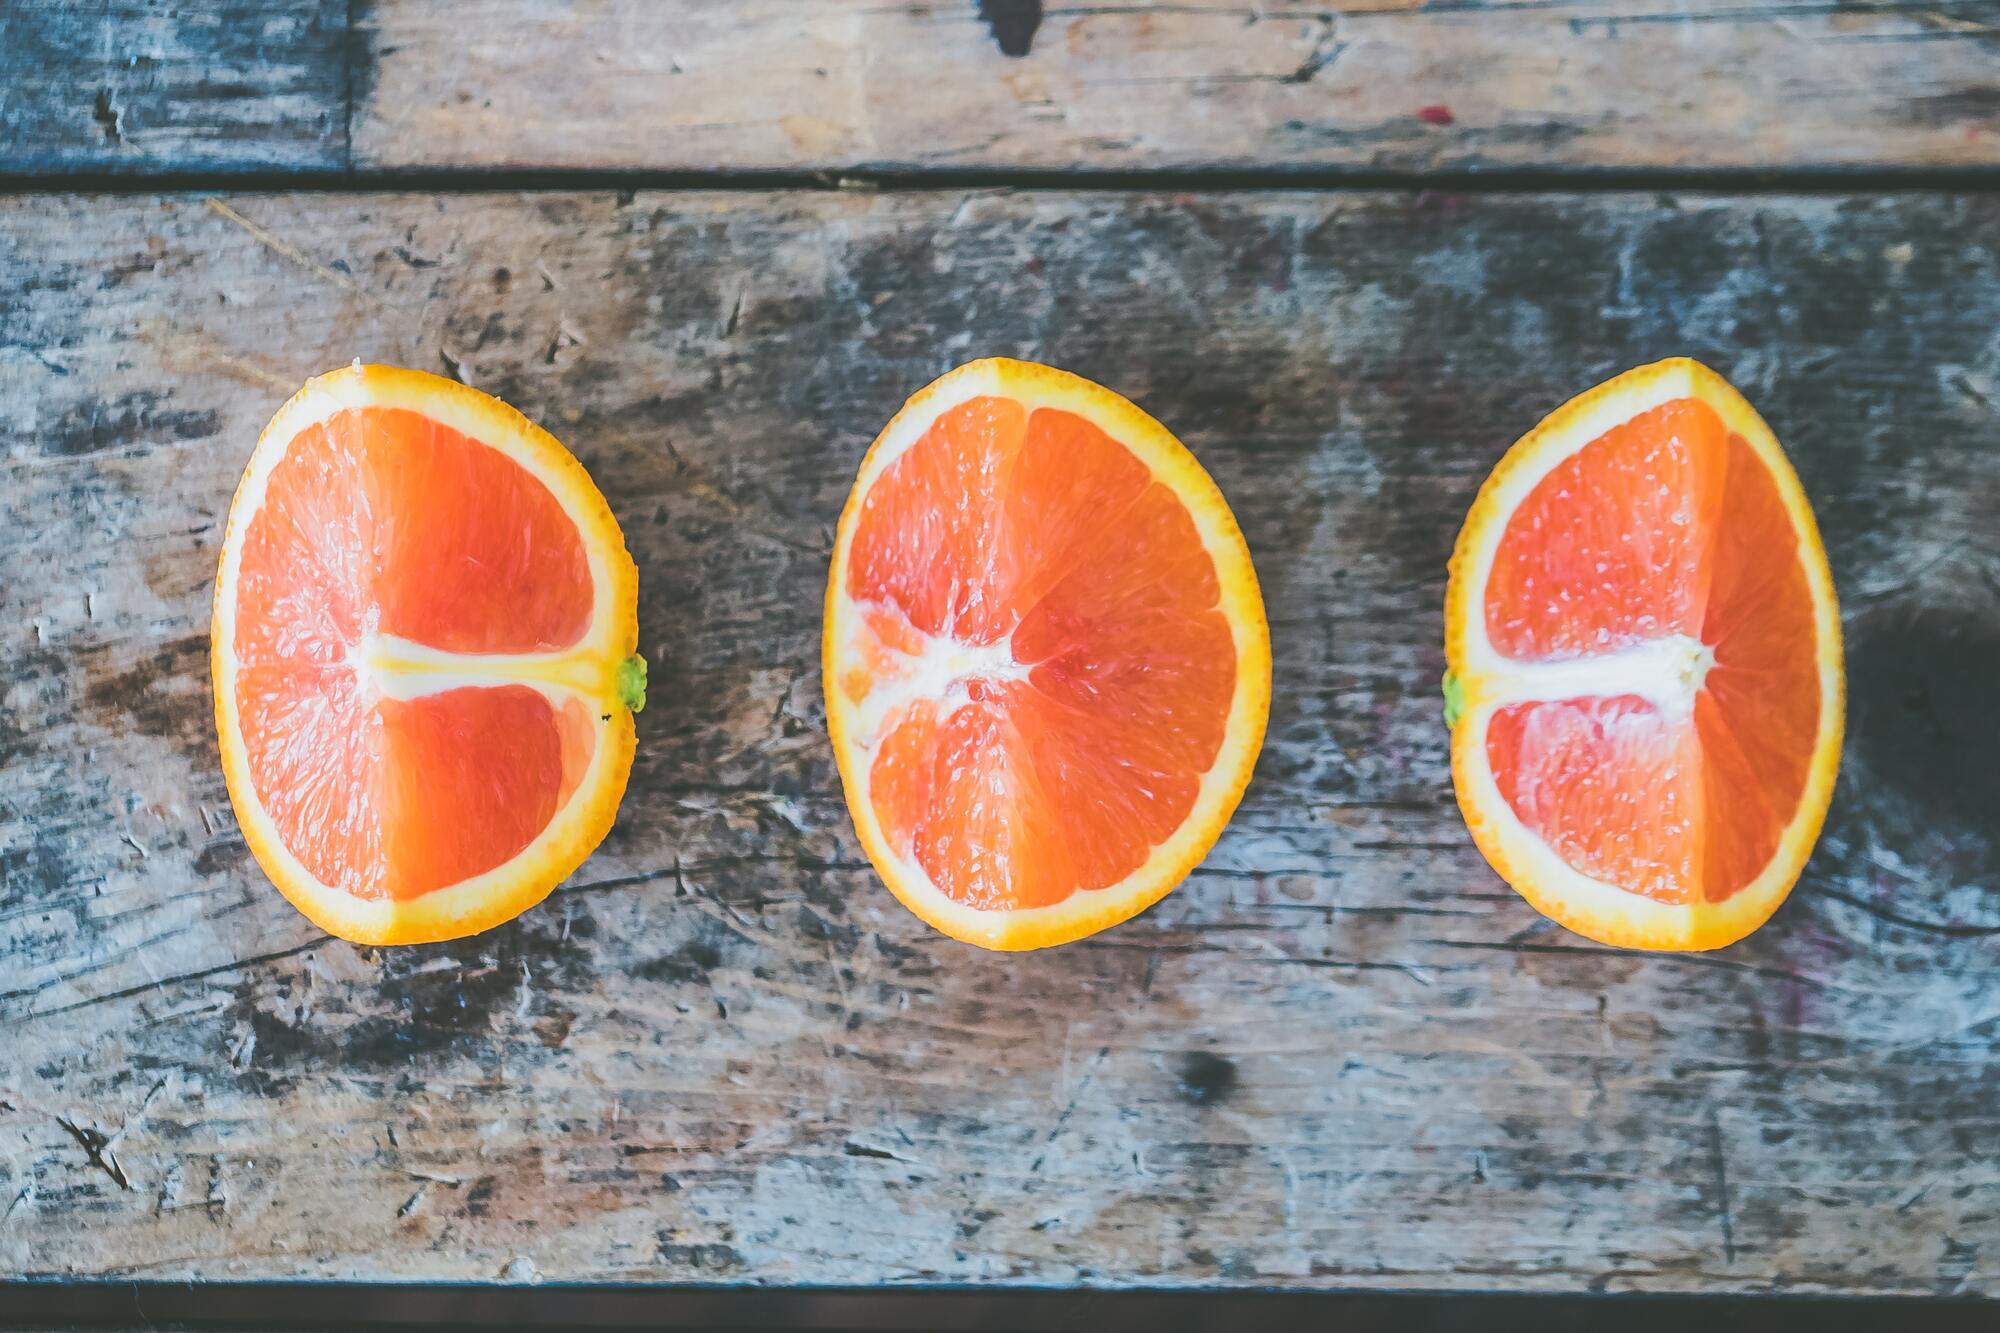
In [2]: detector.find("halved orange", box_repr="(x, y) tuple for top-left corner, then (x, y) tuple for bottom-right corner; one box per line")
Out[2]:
(1445, 359), (1843, 951)
(212, 364), (644, 946)
(824, 359), (1270, 951)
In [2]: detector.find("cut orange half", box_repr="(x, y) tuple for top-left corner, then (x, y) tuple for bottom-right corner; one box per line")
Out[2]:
(212, 364), (644, 946)
(825, 359), (1270, 951)
(1445, 359), (1843, 951)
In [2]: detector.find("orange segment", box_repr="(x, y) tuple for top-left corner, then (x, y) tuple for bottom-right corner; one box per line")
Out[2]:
(1446, 359), (1843, 951)
(213, 365), (643, 946)
(363, 408), (594, 653)
(1483, 398), (1726, 660)
(1485, 696), (1706, 904)
(233, 671), (579, 903)
(847, 396), (1157, 645)
(826, 360), (1270, 950)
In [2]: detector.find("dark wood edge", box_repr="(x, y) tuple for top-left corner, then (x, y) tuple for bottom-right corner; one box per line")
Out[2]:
(5, 164), (2000, 198)
(2, 1282), (1995, 1331)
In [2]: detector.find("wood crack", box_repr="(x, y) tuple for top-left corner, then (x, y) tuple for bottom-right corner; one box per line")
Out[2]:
(1813, 885), (2000, 939)
(1708, 1110), (1737, 1265)
(54, 1114), (132, 1191)
(1426, 939), (1853, 992)
(1029, 1044), (1109, 1176)
(11, 937), (333, 1024)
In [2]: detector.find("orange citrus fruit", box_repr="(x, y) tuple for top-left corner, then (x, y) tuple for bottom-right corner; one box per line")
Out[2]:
(213, 364), (644, 946)
(824, 359), (1271, 951)
(1445, 359), (1843, 951)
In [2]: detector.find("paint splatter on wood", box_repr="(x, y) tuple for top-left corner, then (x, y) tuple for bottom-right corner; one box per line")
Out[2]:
(976, 0), (1042, 58)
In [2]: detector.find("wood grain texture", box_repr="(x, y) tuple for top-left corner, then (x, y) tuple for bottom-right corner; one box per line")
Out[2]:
(0, 1), (352, 174)
(356, 0), (2000, 173)
(3, 2), (1997, 178)
(0, 188), (1997, 1292)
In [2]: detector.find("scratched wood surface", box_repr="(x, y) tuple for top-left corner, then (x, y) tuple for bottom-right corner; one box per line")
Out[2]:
(6, 0), (1998, 176)
(1, 188), (1996, 1291)
(0, 1), (353, 175)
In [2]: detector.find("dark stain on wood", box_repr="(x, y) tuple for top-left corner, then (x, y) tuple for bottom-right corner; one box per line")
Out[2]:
(1895, 87), (2000, 130)
(1814, 601), (2000, 940)
(1177, 1052), (1239, 1107)
(43, 391), (221, 460)
(0, 644), (67, 765)
(633, 915), (746, 986)
(976, 0), (1042, 57)
(142, 538), (217, 605)
(1846, 603), (2000, 846)
(654, 1240), (745, 1273)
(78, 633), (215, 752)
(191, 839), (248, 878)
(0, 829), (84, 912)
(796, 904), (863, 955)
(250, 972), (466, 1074)
(342, 0), (379, 161)
(461, 1175), (496, 1217)
(229, 912), (605, 1080)
(91, 90), (123, 145)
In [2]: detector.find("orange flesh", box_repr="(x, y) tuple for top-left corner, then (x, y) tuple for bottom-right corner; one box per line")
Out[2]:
(1482, 398), (1820, 905)
(844, 397), (1236, 911)
(233, 407), (597, 901)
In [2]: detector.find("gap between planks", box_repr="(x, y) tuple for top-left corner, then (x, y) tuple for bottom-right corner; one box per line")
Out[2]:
(4, 164), (2000, 200)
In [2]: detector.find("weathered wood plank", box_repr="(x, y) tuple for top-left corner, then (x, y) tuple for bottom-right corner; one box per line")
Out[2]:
(1, 188), (1997, 1291)
(3, 2), (1997, 178)
(0, 1), (352, 174)
(352, 0), (2000, 172)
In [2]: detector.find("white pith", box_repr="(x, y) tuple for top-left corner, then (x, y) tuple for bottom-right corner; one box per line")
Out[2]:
(842, 600), (1031, 747)
(348, 630), (618, 704)
(1476, 633), (1715, 720)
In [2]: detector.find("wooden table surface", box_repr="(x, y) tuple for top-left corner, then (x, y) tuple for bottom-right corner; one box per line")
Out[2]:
(2, 0), (1996, 1298)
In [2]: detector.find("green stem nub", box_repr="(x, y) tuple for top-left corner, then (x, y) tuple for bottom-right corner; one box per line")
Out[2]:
(618, 653), (649, 714)
(1441, 671), (1464, 729)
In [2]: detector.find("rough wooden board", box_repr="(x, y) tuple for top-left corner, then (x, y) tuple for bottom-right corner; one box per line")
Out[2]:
(4, 2), (1998, 178)
(0, 1), (352, 174)
(357, 0), (2000, 172)
(0, 188), (1997, 1292)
